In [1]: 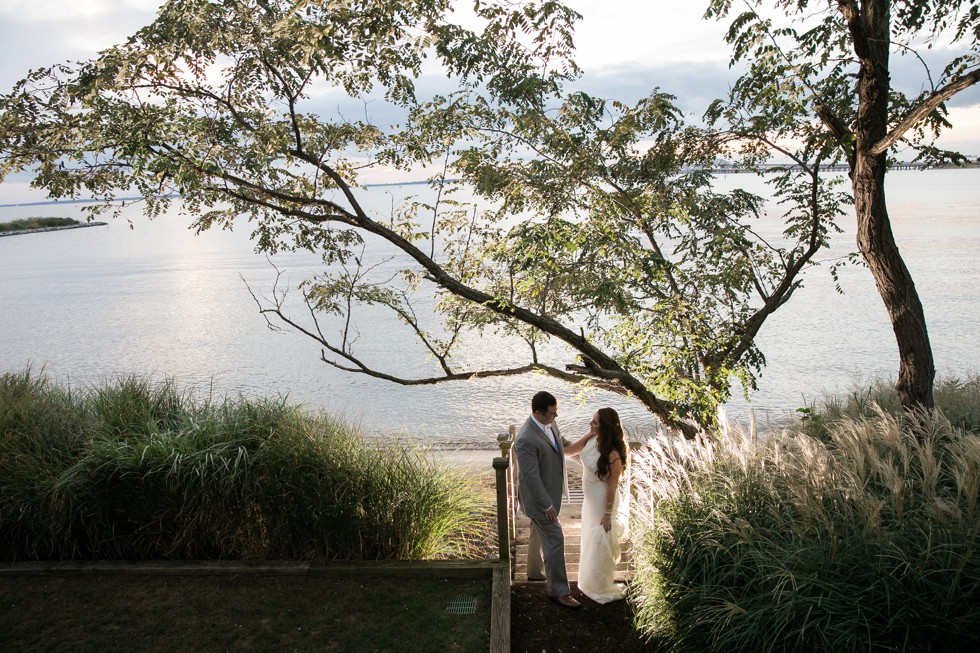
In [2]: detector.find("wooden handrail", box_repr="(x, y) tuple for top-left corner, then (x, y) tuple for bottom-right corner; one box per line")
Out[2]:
(492, 456), (510, 562)
(494, 425), (517, 565)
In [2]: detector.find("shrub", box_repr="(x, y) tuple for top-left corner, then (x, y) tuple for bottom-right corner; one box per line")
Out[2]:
(630, 388), (980, 652)
(0, 370), (489, 561)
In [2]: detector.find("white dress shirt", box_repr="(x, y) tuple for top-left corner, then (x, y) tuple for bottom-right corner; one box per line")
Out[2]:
(531, 415), (560, 451)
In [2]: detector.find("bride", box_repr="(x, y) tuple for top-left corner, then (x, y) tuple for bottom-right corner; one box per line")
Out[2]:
(565, 407), (628, 603)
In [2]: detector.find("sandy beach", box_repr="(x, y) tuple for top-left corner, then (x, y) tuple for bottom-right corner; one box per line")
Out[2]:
(431, 448), (504, 472)
(430, 446), (585, 516)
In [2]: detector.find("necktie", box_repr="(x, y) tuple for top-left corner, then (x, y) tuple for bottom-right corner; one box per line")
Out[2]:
(545, 426), (559, 451)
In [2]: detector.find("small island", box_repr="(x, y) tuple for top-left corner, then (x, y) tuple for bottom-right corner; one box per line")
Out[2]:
(0, 216), (108, 237)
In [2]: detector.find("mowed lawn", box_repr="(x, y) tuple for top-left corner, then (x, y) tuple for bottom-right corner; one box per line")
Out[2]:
(0, 572), (492, 653)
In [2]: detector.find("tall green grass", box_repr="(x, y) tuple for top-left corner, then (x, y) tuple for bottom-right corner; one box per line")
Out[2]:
(630, 378), (980, 652)
(0, 370), (489, 561)
(798, 376), (980, 438)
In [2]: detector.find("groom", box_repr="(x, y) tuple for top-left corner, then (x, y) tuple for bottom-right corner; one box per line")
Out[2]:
(514, 391), (581, 609)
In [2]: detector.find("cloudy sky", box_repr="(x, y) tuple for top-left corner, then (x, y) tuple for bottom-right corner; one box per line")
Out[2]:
(0, 1), (732, 88)
(1, 0), (978, 200)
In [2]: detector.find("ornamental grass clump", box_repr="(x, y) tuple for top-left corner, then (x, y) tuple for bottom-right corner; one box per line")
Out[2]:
(0, 370), (489, 561)
(630, 388), (980, 652)
(0, 369), (90, 559)
(800, 376), (980, 439)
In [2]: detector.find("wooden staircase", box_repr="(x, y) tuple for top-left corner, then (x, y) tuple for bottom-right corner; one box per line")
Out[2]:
(511, 475), (631, 583)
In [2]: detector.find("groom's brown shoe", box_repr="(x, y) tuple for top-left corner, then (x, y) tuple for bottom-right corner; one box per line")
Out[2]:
(549, 594), (582, 609)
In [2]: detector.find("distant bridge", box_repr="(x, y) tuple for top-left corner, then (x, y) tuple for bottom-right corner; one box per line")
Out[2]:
(705, 161), (928, 174)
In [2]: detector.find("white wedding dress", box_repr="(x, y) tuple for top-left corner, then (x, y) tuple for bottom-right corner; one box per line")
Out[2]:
(576, 438), (627, 603)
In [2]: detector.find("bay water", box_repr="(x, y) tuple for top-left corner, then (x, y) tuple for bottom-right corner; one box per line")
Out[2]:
(1, 169), (977, 445)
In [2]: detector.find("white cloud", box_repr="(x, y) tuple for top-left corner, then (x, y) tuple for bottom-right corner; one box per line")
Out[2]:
(937, 105), (980, 156)
(567, 1), (731, 69)
(0, 0), (977, 175)
(0, 1), (162, 87)
(0, 0), (159, 22)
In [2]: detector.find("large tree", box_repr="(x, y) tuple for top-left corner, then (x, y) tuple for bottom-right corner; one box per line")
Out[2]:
(704, 0), (980, 412)
(1, 0), (844, 437)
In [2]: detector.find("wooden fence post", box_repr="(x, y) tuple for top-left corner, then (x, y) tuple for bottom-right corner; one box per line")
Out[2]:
(493, 456), (510, 562)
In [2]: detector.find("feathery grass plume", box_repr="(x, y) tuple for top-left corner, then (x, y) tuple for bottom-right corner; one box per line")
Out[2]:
(0, 370), (490, 562)
(630, 378), (980, 652)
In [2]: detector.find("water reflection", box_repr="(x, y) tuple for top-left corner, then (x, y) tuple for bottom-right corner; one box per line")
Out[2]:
(1, 169), (978, 444)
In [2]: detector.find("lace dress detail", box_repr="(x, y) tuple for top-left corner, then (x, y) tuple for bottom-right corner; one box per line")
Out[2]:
(576, 438), (627, 603)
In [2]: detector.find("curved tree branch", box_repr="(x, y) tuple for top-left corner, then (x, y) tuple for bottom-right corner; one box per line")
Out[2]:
(246, 271), (631, 395)
(870, 69), (980, 157)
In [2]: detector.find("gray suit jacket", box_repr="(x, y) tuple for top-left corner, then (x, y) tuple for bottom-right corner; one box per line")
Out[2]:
(515, 415), (569, 521)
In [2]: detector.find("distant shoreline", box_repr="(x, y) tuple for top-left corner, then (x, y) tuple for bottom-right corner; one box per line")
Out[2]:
(1, 165), (977, 209)
(0, 221), (109, 237)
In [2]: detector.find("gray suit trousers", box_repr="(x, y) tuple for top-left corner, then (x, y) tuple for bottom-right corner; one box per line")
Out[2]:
(529, 515), (569, 597)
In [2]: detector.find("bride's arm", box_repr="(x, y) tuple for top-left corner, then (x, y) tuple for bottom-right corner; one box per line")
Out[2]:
(600, 454), (624, 531)
(563, 432), (593, 457)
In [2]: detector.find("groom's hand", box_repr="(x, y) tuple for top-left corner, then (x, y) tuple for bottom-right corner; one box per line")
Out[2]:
(544, 506), (558, 522)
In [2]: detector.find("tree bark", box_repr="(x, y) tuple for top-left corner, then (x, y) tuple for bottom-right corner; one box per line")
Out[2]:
(849, 0), (935, 411)
(852, 163), (936, 410)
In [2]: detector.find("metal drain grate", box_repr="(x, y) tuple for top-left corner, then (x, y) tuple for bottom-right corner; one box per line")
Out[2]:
(446, 596), (476, 614)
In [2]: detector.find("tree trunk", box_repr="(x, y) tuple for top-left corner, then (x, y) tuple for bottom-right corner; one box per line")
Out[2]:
(852, 160), (935, 411)
(851, 1), (935, 411)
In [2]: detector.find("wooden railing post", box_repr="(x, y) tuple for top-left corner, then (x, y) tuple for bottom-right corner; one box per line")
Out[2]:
(493, 425), (517, 567)
(497, 426), (517, 538)
(493, 456), (510, 562)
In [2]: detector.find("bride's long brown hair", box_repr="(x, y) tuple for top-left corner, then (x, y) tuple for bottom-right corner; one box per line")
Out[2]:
(596, 407), (627, 480)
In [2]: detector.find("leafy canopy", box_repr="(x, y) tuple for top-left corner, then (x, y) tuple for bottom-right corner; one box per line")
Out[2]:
(702, 0), (980, 413)
(1, 0), (851, 435)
